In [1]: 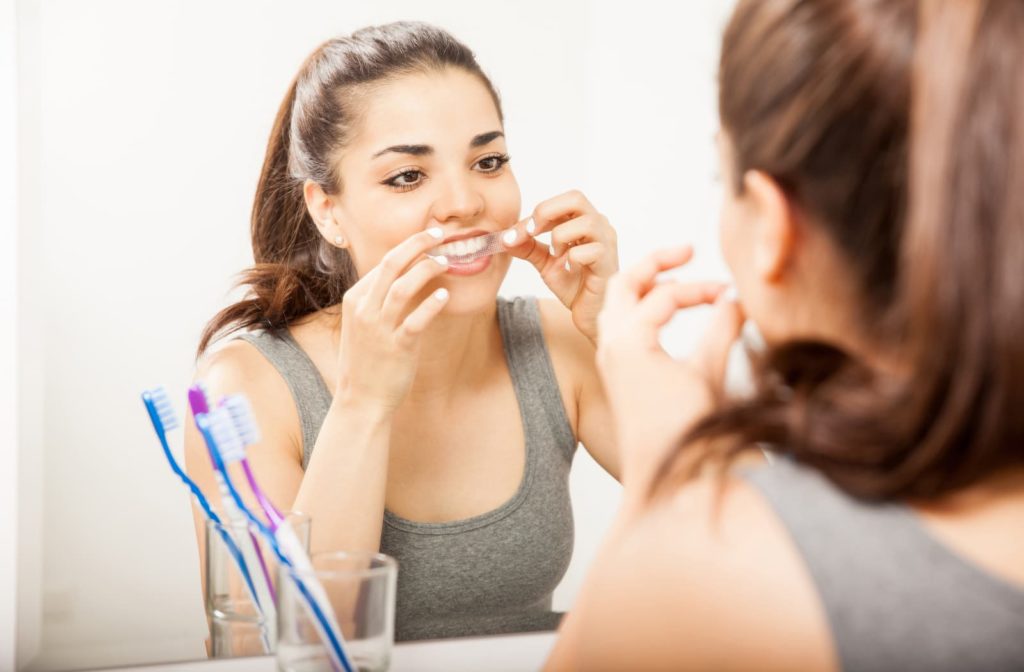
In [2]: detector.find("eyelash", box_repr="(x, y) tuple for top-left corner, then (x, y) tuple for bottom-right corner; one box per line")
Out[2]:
(381, 153), (511, 193)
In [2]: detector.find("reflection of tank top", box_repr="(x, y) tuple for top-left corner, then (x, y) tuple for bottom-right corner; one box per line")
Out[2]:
(239, 297), (577, 641)
(743, 459), (1024, 671)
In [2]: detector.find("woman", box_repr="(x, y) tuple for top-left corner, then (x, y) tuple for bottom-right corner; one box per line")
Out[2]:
(185, 22), (620, 642)
(550, 0), (1024, 670)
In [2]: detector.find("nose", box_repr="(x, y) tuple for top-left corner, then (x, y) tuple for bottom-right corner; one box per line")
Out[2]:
(430, 173), (484, 223)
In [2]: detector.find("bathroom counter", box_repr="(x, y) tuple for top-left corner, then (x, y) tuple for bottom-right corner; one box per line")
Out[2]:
(99, 631), (557, 671)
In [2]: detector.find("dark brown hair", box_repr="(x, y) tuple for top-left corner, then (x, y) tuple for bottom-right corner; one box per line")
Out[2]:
(198, 22), (502, 355)
(654, 0), (1024, 501)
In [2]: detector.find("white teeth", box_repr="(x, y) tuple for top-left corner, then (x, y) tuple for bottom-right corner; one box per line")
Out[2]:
(434, 234), (489, 259)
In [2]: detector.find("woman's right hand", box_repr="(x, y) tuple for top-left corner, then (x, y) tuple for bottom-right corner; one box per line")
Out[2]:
(334, 227), (450, 413)
(596, 246), (744, 490)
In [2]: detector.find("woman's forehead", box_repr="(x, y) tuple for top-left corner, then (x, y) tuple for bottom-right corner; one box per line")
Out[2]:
(347, 69), (503, 157)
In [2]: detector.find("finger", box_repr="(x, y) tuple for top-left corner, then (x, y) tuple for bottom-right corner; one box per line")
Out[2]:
(530, 190), (598, 237)
(566, 241), (618, 277)
(635, 281), (729, 330)
(566, 242), (603, 268)
(619, 246), (695, 296)
(500, 216), (535, 250)
(396, 288), (450, 347)
(549, 215), (606, 258)
(365, 227), (445, 307)
(693, 295), (746, 391)
(506, 234), (555, 273)
(379, 255), (450, 327)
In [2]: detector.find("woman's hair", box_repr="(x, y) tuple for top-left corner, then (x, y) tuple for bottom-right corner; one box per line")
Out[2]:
(653, 0), (1024, 500)
(198, 22), (502, 355)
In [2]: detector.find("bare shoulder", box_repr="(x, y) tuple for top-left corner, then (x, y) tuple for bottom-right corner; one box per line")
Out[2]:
(195, 337), (302, 462)
(576, 473), (837, 671)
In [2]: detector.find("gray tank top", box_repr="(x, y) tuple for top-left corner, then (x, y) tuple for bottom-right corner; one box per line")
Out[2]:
(239, 297), (577, 641)
(744, 458), (1024, 672)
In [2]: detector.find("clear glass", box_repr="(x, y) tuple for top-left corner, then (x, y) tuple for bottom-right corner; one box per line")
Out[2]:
(277, 551), (398, 672)
(205, 512), (311, 658)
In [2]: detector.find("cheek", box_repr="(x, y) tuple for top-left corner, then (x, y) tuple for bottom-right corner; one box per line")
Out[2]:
(345, 194), (434, 272)
(485, 173), (522, 226)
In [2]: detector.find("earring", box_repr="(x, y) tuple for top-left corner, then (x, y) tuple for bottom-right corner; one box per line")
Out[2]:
(334, 235), (345, 247)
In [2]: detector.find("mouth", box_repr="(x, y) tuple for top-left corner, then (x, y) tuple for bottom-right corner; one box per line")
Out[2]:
(430, 230), (494, 259)
(445, 253), (494, 277)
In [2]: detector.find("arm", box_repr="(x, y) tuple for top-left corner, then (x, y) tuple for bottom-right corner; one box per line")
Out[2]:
(187, 228), (452, 582)
(538, 298), (621, 481)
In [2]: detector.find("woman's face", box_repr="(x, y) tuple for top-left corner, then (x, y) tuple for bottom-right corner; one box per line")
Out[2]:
(329, 67), (521, 315)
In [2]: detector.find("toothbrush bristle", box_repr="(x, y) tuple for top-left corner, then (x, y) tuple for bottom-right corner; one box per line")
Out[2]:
(146, 386), (180, 432)
(208, 407), (246, 463)
(188, 383), (210, 416)
(223, 395), (262, 446)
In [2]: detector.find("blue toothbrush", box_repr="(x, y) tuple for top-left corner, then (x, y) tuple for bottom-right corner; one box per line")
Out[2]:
(141, 386), (271, 653)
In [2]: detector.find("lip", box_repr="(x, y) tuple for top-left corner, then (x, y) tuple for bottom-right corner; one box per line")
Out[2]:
(446, 253), (493, 277)
(440, 229), (490, 244)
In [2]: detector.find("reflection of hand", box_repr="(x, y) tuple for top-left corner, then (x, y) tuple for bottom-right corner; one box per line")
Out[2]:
(335, 228), (451, 414)
(502, 191), (618, 344)
(595, 246), (744, 489)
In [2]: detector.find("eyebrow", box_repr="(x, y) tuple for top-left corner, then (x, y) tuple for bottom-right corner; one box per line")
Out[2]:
(371, 131), (505, 159)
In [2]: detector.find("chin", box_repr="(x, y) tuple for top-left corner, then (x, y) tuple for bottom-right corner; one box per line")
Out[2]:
(436, 254), (509, 315)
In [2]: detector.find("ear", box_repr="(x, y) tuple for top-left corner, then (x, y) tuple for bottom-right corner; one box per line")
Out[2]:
(742, 170), (797, 283)
(303, 179), (349, 248)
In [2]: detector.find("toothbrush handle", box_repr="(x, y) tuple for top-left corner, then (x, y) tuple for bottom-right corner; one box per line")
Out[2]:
(247, 528), (277, 604)
(241, 459), (285, 527)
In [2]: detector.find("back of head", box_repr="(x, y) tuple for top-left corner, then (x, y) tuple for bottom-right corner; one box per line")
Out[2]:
(656, 0), (1024, 500)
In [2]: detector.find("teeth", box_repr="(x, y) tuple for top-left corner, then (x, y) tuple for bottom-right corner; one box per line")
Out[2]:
(434, 234), (488, 259)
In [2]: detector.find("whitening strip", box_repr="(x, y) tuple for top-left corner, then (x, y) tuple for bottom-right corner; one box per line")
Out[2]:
(427, 231), (508, 264)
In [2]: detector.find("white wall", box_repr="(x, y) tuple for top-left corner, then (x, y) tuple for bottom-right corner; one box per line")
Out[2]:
(2, 0), (20, 666)
(13, 1), (736, 669)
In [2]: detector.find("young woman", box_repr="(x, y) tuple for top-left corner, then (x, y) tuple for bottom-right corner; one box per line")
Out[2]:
(550, 0), (1024, 670)
(185, 22), (620, 642)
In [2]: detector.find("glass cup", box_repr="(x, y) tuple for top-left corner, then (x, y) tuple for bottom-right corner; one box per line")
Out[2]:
(205, 511), (311, 658)
(277, 551), (398, 672)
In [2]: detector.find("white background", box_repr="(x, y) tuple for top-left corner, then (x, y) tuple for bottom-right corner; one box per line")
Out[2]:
(3, 1), (735, 669)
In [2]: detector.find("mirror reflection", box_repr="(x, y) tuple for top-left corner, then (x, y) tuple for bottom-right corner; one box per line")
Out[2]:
(13, 2), (729, 669)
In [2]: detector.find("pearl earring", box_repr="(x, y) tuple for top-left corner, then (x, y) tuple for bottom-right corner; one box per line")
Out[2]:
(334, 235), (345, 247)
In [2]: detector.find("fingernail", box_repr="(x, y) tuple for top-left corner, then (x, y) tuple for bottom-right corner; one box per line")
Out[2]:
(721, 285), (739, 302)
(434, 255), (448, 266)
(503, 229), (518, 246)
(434, 288), (449, 301)
(549, 245), (557, 257)
(564, 260), (571, 272)
(526, 219), (536, 235)
(427, 227), (444, 239)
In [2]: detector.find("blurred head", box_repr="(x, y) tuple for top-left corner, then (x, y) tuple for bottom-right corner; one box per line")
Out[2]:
(655, 0), (1024, 501)
(200, 22), (515, 353)
(716, 0), (913, 353)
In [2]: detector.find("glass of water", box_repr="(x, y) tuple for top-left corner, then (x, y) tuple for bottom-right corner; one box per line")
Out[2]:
(205, 511), (311, 657)
(277, 551), (398, 672)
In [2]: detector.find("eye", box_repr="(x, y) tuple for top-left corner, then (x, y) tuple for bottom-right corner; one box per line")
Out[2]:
(382, 168), (426, 192)
(474, 153), (510, 174)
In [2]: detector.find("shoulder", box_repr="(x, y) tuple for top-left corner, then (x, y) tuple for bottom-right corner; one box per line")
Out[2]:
(195, 335), (302, 462)
(575, 472), (836, 671)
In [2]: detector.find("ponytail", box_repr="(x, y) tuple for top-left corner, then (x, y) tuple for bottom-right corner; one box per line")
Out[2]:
(197, 76), (353, 356)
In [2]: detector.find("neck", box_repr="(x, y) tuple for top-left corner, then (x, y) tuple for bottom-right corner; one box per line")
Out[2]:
(404, 301), (502, 404)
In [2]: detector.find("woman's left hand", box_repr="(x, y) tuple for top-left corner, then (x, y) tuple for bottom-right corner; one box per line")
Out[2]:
(502, 191), (618, 344)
